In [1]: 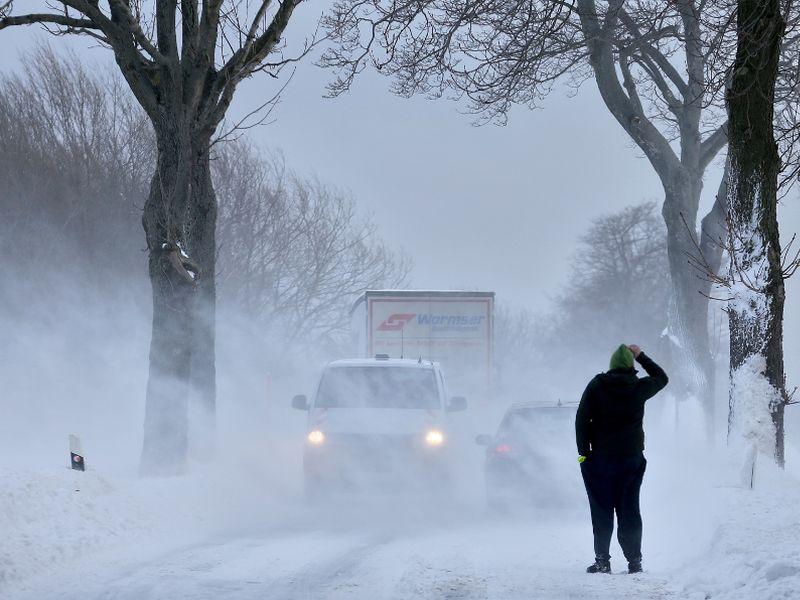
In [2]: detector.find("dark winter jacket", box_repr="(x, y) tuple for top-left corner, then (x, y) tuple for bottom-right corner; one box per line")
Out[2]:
(575, 353), (668, 457)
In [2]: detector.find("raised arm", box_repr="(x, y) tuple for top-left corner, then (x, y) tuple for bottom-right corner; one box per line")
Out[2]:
(635, 352), (669, 399)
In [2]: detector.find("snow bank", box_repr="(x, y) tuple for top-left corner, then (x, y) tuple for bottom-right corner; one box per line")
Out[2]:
(2, 468), (158, 586)
(729, 355), (782, 460)
(672, 464), (800, 600)
(0, 465), (234, 591)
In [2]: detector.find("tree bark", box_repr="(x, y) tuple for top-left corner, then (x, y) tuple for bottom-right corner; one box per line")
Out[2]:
(187, 142), (217, 461)
(140, 131), (197, 475)
(726, 0), (786, 466)
(140, 120), (216, 475)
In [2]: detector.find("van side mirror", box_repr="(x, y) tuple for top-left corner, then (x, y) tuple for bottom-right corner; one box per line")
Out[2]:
(447, 396), (467, 412)
(475, 434), (492, 446)
(291, 394), (309, 411)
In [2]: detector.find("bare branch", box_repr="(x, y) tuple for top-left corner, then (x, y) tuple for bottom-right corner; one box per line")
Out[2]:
(617, 10), (689, 96)
(106, 0), (168, 65)
(577, 0), (680, 179)
(0, 12), (98, 32)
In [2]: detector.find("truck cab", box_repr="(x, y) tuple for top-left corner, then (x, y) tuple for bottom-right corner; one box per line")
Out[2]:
(292, 356), (467, 494)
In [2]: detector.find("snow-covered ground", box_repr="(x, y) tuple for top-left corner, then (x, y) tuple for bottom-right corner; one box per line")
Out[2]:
(3, 311), (798, 600)
(0, 467), (670, 600)
(672, 463), (800, 600)
(3, 441), (799, 600)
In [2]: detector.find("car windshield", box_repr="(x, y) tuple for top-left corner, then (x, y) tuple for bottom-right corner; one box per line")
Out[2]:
(316, 366), (440, 409)
(498, 407), (576, 440)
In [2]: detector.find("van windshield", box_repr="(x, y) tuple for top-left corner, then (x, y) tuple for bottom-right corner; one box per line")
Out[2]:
(316, 367), (440, 409)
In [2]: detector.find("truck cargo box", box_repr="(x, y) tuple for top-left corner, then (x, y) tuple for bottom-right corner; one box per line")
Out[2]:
(351, 291), (494, 400)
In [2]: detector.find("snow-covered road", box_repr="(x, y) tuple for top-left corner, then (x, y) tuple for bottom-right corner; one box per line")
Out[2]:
(7, 501), (677, 600)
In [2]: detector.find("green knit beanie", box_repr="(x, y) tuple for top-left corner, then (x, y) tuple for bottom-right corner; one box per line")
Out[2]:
(609, 344), (634, 370)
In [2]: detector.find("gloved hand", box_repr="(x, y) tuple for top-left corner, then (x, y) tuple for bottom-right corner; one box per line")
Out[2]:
(578, 455), (587, 464)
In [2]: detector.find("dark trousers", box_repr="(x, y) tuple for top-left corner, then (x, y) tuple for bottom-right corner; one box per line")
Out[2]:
(580, 452), (646, 563)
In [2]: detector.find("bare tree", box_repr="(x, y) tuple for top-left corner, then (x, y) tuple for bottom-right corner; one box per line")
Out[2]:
(0, 46), (152, 284)
(493, 202), (670, 400)
(724, 0), (788, 465)
(318, 0), (800, 436)
(686, 0), (798, 465)
(215, 143), (412, 349)
(1, 0), (309, 474)
(554, 202), (670, 368)
(1, 49), (408, 358)
(774, 7), (800, 188)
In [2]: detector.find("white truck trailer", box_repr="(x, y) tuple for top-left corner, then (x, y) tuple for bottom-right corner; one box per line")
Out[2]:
(350, 291), (495, 400)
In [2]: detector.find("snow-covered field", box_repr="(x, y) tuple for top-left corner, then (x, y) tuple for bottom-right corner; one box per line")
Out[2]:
(3, 440), (799, 600)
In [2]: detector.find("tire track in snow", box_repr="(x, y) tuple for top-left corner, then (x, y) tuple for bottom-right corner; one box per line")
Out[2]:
(390, 553), (489, 600)
(260, 534), (392, 600)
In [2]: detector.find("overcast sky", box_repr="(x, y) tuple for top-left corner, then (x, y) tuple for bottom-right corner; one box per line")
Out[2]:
(1, 10), (798, 357)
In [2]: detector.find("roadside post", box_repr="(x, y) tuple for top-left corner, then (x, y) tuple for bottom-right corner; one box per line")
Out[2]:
(69, 434), (85, 471)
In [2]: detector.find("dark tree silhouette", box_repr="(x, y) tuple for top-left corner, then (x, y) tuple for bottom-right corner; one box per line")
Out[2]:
(1, 0), (308, 474)
(726, 0), (788, 465)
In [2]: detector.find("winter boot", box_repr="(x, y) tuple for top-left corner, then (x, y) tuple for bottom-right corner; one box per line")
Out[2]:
(628, 561), (642, 574)
(586, 559), (611, 574)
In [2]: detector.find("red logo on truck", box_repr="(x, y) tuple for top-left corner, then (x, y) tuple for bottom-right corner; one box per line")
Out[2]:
(377, 313), (416, 331)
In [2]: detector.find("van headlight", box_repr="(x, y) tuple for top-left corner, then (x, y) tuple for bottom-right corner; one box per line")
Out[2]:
(425, 429), (445, 447)
(307, 430), (325, 445)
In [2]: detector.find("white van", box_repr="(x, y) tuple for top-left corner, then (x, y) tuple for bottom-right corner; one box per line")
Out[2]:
(291, 356), (467, 493)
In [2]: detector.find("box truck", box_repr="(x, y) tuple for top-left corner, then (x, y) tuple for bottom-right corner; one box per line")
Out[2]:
(350, 291), (494, 399)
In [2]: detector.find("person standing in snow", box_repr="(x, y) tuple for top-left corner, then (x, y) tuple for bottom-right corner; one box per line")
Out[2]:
(576, 344), (668, 575)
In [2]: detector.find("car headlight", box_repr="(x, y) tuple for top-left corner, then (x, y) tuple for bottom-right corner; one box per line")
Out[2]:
(307, 430), (325, 445)
(425, 429), (445, 447)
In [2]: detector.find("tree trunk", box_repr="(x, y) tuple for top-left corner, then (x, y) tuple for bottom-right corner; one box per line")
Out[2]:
(140, 140), (197, 475)
(661, 171), (717, 439)
(576, 0), (727, 442)
(187, 142), (217, 461)
(139, 107), (220, 474)
(140, 121), (198, 476)
(700, 162), (730, 281)
(726, 0), (786, 466)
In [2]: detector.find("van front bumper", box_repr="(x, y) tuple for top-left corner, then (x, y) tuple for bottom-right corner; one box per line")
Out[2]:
(303, 432), (448, 484)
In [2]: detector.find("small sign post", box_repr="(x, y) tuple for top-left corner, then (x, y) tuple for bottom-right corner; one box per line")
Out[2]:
(69, 434), (85, 471)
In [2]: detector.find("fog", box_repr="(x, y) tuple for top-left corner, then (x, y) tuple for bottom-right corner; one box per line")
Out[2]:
(2, 19), (800, 600)
(4, 218), (798, 598)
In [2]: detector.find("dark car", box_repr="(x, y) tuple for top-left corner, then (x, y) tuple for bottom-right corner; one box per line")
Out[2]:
(476, 401), (579, 510)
